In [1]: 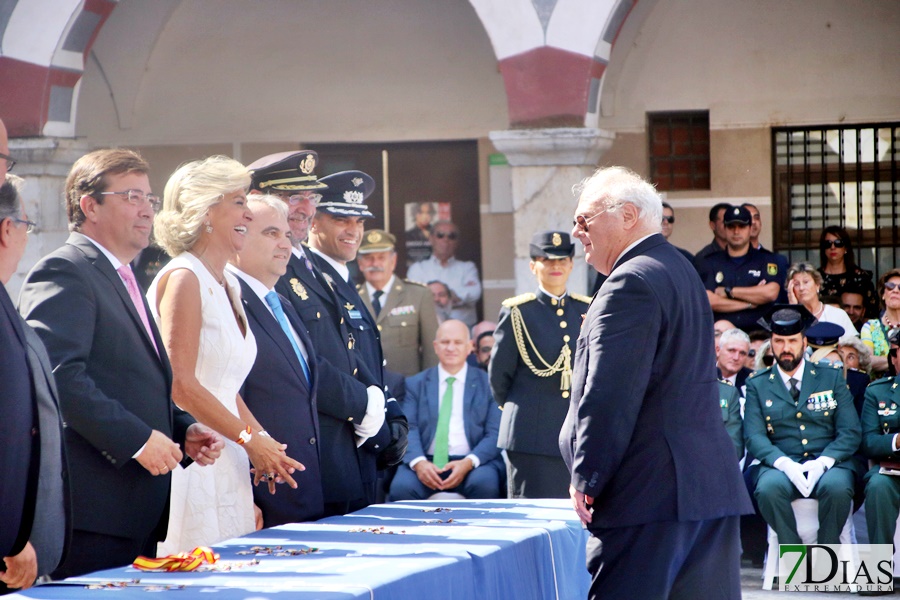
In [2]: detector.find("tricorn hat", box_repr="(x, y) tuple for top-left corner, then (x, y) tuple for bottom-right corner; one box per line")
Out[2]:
(756, 304), (817, 336)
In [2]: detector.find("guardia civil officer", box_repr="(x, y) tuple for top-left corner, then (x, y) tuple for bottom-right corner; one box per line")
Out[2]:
(744, 304), (861, 545)
(489, 231), (591, 498)
(860, 328), (900, 552)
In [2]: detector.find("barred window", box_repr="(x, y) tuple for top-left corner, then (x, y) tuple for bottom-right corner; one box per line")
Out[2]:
(772, 123), (900, 279)
(648, 111), (710, 191)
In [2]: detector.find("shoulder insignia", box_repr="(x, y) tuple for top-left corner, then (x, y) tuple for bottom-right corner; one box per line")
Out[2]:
(502, 292), (536, 308)
(570, 292), (592, 304)
(718, 378), (734, 386)
(403, 279), (427, 289)
(747, 367), (772, 381)
(356, 282), (364, 291)
(870, 376), (895, 388)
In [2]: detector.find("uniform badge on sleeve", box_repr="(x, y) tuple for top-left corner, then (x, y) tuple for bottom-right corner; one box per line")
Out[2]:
(767, 263), (778, 275)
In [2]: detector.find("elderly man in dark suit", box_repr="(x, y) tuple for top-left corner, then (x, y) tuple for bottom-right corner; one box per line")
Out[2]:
(0, 177), (67, 593)
(228, 194), (324, 526)
(391, 319), (503, 500)
(560, 166), (752, 599)
(249, 153), (396, 516)
(19, 149), (223, 579)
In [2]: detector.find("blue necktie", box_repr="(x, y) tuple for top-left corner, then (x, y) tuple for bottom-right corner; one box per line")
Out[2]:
(265, 291), (311, 386)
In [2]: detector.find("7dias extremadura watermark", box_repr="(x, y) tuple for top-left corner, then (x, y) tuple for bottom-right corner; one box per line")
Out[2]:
(778, 544), (894, 593)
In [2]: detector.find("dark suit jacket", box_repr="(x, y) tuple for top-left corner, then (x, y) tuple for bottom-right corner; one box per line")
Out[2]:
(238, 279), (324, 527)
(274, 250), (386, 504)
(559, 234), (752, 528)
(21, 324), (69, 577)
(19, 233), (194, 545)
(402, 366), (502, 471)
(717, 366), (752, 391)
(0, 284), (36, 560)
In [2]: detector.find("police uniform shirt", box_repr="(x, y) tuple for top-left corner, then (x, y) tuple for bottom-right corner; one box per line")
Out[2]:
(699, 247), (785, 331)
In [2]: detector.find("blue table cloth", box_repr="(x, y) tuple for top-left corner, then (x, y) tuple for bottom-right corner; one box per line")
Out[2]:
(11, 499), (590, 599)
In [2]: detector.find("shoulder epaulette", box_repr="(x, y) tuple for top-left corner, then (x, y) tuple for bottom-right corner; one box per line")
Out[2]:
(747, 367), (772, 381)
(570, 292), (592, 304)
(355, 283), (364, 291)
(502, 292), (536, 308)
(403, 278), (427, 288)
(718, 378), (734, 386)
(869, 375), (896, 388)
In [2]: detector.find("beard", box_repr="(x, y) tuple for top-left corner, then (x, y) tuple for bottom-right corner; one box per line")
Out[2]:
(776, 352), (803, 372)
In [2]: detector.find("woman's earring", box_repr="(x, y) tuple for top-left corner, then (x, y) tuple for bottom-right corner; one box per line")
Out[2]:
(205, 221), (213, 234)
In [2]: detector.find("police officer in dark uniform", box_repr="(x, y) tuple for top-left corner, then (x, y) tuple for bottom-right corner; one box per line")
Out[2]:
(861, 329), (900, 554)
(489, 231), (591, 498)
(249, 152), (400, 516)
(744, 305), (861, 545)
(698, 205), (785, 332)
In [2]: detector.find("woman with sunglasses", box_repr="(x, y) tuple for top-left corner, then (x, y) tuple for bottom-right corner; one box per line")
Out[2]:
(817, 226), (877, 318)
(861, 268), (900, 376)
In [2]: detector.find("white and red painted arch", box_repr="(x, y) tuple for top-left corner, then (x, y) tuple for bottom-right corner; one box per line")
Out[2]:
(0, 0), (637, 138)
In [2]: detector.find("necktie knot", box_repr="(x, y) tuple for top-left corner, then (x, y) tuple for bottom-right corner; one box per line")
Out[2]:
(788, 377), (800, 401)
(372, 290), (384, 317)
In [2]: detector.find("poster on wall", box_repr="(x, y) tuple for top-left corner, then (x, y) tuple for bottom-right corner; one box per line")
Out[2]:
(403, 201), (450, 267)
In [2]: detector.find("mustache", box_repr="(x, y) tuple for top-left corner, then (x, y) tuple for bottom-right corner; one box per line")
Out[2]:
(363, 266), (385, 274)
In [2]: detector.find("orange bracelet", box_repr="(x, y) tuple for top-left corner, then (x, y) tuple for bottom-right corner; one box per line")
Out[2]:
(236, 425), (251, 445)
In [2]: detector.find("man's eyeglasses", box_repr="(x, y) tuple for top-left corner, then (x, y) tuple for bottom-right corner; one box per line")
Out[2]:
(286, 193), (322, 206)
(9, 217), (36, 233)
(0, 152), (16, 172)
(662, 216), (675, 224)
(821, 239), (845, 249)
(574, 204), (618, 233)
(98, 189), (161, 211)
(434, 231), (458, 240)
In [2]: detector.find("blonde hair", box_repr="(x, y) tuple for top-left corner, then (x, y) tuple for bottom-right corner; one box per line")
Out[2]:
(154, 155), (250, 255)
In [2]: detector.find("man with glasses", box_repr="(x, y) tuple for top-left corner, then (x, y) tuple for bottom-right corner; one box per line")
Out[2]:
(19, 149), (223, 578)
(0, 177), (66, 593)
(561, 167), (751, 599)
(408, 220), (481, 328)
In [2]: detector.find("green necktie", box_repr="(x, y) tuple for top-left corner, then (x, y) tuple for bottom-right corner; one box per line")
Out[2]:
(433, 376), (456, 469)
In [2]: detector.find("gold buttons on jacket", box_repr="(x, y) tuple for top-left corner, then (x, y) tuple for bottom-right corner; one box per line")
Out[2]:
(796, 412), (803, 419)
(563, 335), (570, 343)
(557, 309), (564, 316)
(560, 321), (567, 328)
(562, 391), (569, 398)
(802, 439), (808, 445)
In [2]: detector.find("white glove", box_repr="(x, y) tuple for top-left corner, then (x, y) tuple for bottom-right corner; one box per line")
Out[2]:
(774, 456), (811, 497)
(802, 459), (826, 492)
(353, 385), (386, 443)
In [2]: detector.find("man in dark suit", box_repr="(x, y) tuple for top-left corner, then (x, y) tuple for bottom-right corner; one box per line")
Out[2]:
(228, 194), (324, 526)
(391, 319), (503, 500)
(716, 327), (753, 390)
(560, 167), (751, 599)
(248, 152), (394, 516)
(0, 177), (67, 594)
(18, 149), (223, 579)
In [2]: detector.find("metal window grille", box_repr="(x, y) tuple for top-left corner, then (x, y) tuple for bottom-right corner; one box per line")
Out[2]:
(772, 123), (900, 281)
(648, 111), (710, 191)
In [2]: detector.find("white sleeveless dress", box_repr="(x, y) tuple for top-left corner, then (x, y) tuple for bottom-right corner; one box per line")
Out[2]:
(147, 253), (258, 554)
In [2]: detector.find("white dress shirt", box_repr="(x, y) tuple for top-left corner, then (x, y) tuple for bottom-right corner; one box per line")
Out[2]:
(407, 256), (481, 327)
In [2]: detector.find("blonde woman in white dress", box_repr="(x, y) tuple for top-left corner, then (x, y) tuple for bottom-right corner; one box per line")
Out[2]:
(149, 156), (304, 553)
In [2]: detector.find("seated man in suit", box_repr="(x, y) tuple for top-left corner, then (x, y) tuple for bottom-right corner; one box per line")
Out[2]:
(744, 305), (861, 546)
(390, 319), (503, 500)
(717, 327), (753, 390)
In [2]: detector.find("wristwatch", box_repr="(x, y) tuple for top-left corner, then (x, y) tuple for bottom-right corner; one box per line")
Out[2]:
(236, 425), (252, 445)
(724, 287), (734, 299)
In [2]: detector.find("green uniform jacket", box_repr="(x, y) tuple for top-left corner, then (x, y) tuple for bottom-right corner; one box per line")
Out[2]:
(718, 380), (743, 461)
(744, 361), (860, 468)
(861, 376), (900, 460)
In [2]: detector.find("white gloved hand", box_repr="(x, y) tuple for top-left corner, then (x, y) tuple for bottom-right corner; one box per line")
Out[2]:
(802, 458), (828, 492)
(774, 456), (811, 497)
(353, 385), (386, 442)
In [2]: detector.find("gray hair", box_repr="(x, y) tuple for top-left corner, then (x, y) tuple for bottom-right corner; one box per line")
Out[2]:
(573, 166), (663, 230)
(719, 328), (750, 348)
(787, 261), (823, 287)
(247, 193), (289, 221)
(838, 334), (872, 372)
(154, 155), (250, 256)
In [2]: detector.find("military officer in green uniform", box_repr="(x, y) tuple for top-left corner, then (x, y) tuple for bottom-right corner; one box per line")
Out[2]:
(719, 379), (744, 461)
(744, 305), (861, 545)
(860, 328), (900, 548)
(489, 231), (591, 498)
(357, 229), (439, 377)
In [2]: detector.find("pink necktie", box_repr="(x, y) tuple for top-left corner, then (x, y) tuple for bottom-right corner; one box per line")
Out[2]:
(117, 265), (159, 357)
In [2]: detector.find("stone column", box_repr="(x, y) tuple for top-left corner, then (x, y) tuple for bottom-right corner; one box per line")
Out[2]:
(488, 127), (614, 296)
(6, 137), (90, 298)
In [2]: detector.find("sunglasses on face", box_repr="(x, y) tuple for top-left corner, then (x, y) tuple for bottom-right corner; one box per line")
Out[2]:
(748, 349), (756, 358)
(662, 216), (675, 224)
(821, 239), (845, 249)
(885, 281), (900, 292)
(434, 231), (458, 240)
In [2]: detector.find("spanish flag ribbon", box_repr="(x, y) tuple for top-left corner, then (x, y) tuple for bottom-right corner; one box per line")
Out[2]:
(132, 546), (219, 572)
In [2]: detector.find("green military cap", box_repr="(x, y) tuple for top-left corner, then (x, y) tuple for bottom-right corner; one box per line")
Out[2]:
(359, 229), (396, 254)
